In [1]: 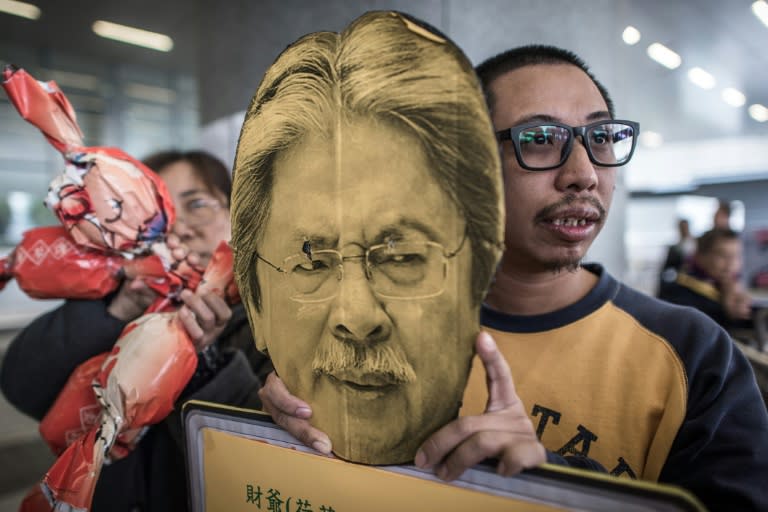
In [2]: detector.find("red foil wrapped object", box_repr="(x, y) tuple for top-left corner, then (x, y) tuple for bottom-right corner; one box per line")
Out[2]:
(2, 65), (175, 254)
(2, 226), (123, 299)
(0, 66), (198, 304)
(0, 225), (185, 300)
(1, 64), (83, 153)
(39, 243), (235, 511)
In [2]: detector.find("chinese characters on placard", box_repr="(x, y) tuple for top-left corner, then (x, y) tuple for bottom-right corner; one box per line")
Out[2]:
(246, 484), (335, 512)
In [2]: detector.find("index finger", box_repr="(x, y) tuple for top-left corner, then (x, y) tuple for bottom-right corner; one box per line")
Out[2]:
(476, 331), (518, 413)
(198, 293), (232, 323)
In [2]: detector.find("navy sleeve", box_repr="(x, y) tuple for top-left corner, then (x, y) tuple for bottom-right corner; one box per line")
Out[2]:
(0, 298), (127, 420)
(658, 317), (768, 511)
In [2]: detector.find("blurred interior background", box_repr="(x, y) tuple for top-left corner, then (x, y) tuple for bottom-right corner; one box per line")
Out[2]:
(0, 0), (767, 509)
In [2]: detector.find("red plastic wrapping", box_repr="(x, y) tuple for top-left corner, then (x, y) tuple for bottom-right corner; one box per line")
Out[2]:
(1, 64), (83, 153)
(3, 226), (122, 299)
(39, 243), (235, 511)
(39, 354), (107, 456)
(45, 149), (175, 254)
(2, 65), (238, 511)
(0, 225), (197, 301)
(2, 65), (175, 255)
(18, 485), (52, 512)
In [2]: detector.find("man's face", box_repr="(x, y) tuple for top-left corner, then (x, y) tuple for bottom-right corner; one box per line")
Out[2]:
(698, 238), (743, 284)
(253, 118), (476, 464)
(488, 64), (616, 273)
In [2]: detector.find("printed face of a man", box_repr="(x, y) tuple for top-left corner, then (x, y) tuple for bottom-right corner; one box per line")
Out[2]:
(253, 117), (477, 464)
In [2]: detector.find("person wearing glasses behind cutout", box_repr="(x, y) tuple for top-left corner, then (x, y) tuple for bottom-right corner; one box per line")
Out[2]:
(258, 41), (768, 510)
(1, 150), (272, 512)
(231, 11), (508, 466)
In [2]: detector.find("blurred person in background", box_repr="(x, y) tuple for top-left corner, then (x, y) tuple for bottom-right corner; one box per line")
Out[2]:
(713, 199), (732, 230)
(0, 150), (271, 512)
(658, 218), (696, 296)
(659, 228), (754, 333)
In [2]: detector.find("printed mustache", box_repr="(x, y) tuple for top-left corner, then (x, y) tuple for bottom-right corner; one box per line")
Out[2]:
(312, 339), (417, 386)
(534, 194), (606, 224)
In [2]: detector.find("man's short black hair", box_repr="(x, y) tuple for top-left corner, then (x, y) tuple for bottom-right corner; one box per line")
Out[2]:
(475, 45), (615, 118)
(697, 228), (741, 255)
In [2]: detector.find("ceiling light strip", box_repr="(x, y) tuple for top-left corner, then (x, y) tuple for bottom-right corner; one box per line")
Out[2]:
(721, 88), (746, 107)
(92, 20), (174, 52)
(0, 0), (40, 20)
(622, 26), (641, 45)
(752, 1), (768, 28)
(748, 104), (768, 122)
(687, 67), (716, 89)
(646, 43), (681, 70)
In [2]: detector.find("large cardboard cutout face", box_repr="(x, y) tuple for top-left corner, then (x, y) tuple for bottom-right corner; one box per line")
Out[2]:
(232, 11), (504, 465)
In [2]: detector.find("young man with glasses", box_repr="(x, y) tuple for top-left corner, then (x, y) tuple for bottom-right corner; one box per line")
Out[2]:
(259, 42), (768, 511)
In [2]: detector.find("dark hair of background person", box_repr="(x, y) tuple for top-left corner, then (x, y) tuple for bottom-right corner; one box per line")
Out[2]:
(142, 150), (232, 207)
(716, 200), (732, 217)
(697, 228), (741, 255)
(475, 44), (615, 118)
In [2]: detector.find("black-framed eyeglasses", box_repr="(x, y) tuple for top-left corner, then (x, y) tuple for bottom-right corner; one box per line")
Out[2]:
(256, 229), (467, 303)
(495, 120), (640, 171)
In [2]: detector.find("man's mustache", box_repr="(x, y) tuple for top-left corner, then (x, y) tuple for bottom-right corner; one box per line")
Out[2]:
(312, 339), (416, 385)
(533, 194), (606, 223)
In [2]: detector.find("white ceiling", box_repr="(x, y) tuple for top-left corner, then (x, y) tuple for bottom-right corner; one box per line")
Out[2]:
(616, 0), (768, 143)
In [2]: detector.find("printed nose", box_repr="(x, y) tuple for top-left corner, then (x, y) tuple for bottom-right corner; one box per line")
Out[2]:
(327, 262), (392, 344)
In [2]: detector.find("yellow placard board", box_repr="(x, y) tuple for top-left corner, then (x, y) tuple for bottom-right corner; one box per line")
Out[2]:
(183, 401), (705, 512)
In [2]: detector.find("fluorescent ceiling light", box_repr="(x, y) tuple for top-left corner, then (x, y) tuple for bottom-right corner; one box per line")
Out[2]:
(622, 26), (641, 45)
(639, 131), (663, 148)
(92, 20), (173, 52)
(687, 67), (716, 89)
(124, 83), (177, 104)
(721, 87), (746, 107)
(42, 69), (100, 91)
(0, 0), (40, 20)
(646, 43), (681, 69)
(748, 104), (768, 122)
(752, 1), (768, 28)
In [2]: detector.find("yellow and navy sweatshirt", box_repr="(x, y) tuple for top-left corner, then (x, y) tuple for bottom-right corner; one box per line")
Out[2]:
(461, 264), (768, 511)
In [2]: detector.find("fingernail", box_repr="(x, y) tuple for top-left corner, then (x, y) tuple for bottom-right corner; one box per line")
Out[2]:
(497, 460), (507, 476)
(295, 406), (311, 418)
(414, 449), (427, 468)
(478, 331), (494, 350)
(312, 440), (331, 454)
(436, 464), (449, 480)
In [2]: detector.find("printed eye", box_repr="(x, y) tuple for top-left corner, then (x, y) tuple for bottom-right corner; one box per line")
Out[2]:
(292, 258), (332, 273)
(375, 252), (427, 267)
